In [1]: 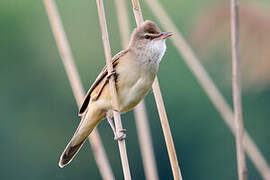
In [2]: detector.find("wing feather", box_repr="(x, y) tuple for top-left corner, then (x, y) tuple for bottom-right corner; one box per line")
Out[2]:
(78, 49), (129, 115)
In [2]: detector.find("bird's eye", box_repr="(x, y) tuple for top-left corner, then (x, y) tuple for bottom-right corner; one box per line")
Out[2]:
(144, 34), (151, 39)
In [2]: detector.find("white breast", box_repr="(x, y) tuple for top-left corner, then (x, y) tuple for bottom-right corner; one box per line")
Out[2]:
(118, 40), (167, 112)
(137, 39), (167, 71)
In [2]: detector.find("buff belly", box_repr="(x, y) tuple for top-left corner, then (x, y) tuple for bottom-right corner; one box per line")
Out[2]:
(118, 69), (156, 113)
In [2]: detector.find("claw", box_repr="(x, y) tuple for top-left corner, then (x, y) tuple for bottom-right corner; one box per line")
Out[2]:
(119, 129), (126, 133)
(114, 129), (127, 141)
(114, 133), (126, 141)
(107, 70), (116, 79)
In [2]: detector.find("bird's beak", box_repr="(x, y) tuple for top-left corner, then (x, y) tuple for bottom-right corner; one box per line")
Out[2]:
(159, 32), (173, 39)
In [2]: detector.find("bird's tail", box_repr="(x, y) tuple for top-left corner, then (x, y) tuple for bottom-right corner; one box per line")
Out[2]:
(58, 111), (102, 168)
(58, 136), (87, 168)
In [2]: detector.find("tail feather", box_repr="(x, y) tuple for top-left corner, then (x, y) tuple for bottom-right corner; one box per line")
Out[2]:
(58, 137), (87, 168)
(58, 114), (89, 168)
(59, 107), (105, 168)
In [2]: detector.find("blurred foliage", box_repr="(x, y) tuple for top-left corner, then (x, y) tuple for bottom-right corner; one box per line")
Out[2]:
(0, 0), (269, 179)
(191, 2), (270, 90)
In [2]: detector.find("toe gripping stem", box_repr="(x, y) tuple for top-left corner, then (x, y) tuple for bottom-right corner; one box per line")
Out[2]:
(114, 129), (127, 141)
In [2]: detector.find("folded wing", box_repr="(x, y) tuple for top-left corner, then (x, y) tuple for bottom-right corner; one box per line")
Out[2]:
(78, 49), (129, 115)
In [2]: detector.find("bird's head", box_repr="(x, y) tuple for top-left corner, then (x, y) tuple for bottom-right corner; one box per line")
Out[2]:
(129, 20), (172, 63)
(129, 20), (173, 50)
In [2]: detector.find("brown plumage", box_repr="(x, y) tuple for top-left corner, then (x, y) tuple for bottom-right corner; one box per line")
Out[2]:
(78, 49), (128, 115)
(59, 20), (172, 168)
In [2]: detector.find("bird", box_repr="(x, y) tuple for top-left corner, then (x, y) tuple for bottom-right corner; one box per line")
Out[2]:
(59, 20), (173, 168)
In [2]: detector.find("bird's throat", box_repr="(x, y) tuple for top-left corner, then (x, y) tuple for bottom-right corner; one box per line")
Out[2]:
(133, 40), (166, 70)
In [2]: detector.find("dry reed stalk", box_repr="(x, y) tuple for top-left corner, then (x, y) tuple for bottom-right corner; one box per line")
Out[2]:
(144, 0), (270, 179)
(131, 0), (183, 179)
(114, 0), (159, 179)
(96, 0), (131, 179)
(43, 0), (114, 179)
(231, 0), (247, 179)
(134, 102), (159, 180)
(115, 0), (130, 47)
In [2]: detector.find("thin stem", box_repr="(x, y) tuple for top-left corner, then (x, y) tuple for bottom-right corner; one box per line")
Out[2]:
(43, 0), (114, 179)
(152, 78), (182, 180)
(115, 0), (130, 47)
(96, 0), (131, 179)
(231, 0), (247, 179)
(134, 102), (159, 180)
(144, 0), (270, 179)
(131, 0), (183, 179)
(114, 0), (159, 179)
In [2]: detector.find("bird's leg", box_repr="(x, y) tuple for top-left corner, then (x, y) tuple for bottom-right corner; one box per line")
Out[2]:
(93, 70), (116, 101)
(106, 113), (126, 141)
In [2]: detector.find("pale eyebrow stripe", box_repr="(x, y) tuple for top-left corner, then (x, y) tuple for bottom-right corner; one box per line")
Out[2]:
(144, 33), (161, 37)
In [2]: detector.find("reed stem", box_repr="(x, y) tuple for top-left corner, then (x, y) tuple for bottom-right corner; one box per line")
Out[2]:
(131, 0), (183, 179)
(43, 0), (114, 179)
(115, 1), (159, 179)
(96, 0), (131, 179)
(144, 0), (270, 179)
(231, 0), (247, 179)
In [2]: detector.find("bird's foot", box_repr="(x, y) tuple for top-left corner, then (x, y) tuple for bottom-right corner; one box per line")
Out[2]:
(106, 70), (116, 79)
(114, 129), (127, 141)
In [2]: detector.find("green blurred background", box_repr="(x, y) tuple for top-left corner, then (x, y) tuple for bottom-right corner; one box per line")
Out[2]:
(1, 0), (269, 179)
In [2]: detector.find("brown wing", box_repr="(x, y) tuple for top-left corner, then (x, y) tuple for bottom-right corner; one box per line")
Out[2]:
(78, 49), (129, 115)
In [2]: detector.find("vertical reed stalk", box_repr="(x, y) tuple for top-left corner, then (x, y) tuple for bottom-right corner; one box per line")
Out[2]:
(115, 0), (130, 47)
(114, 0), (159, 179)
(43, 0), (114, 179)
(144, 0), (270, 179)
(134, 102), (159, 180)
(231, 0), (247, 179)
(131, 0), (183, 179)
(96, 0), (131, 179)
